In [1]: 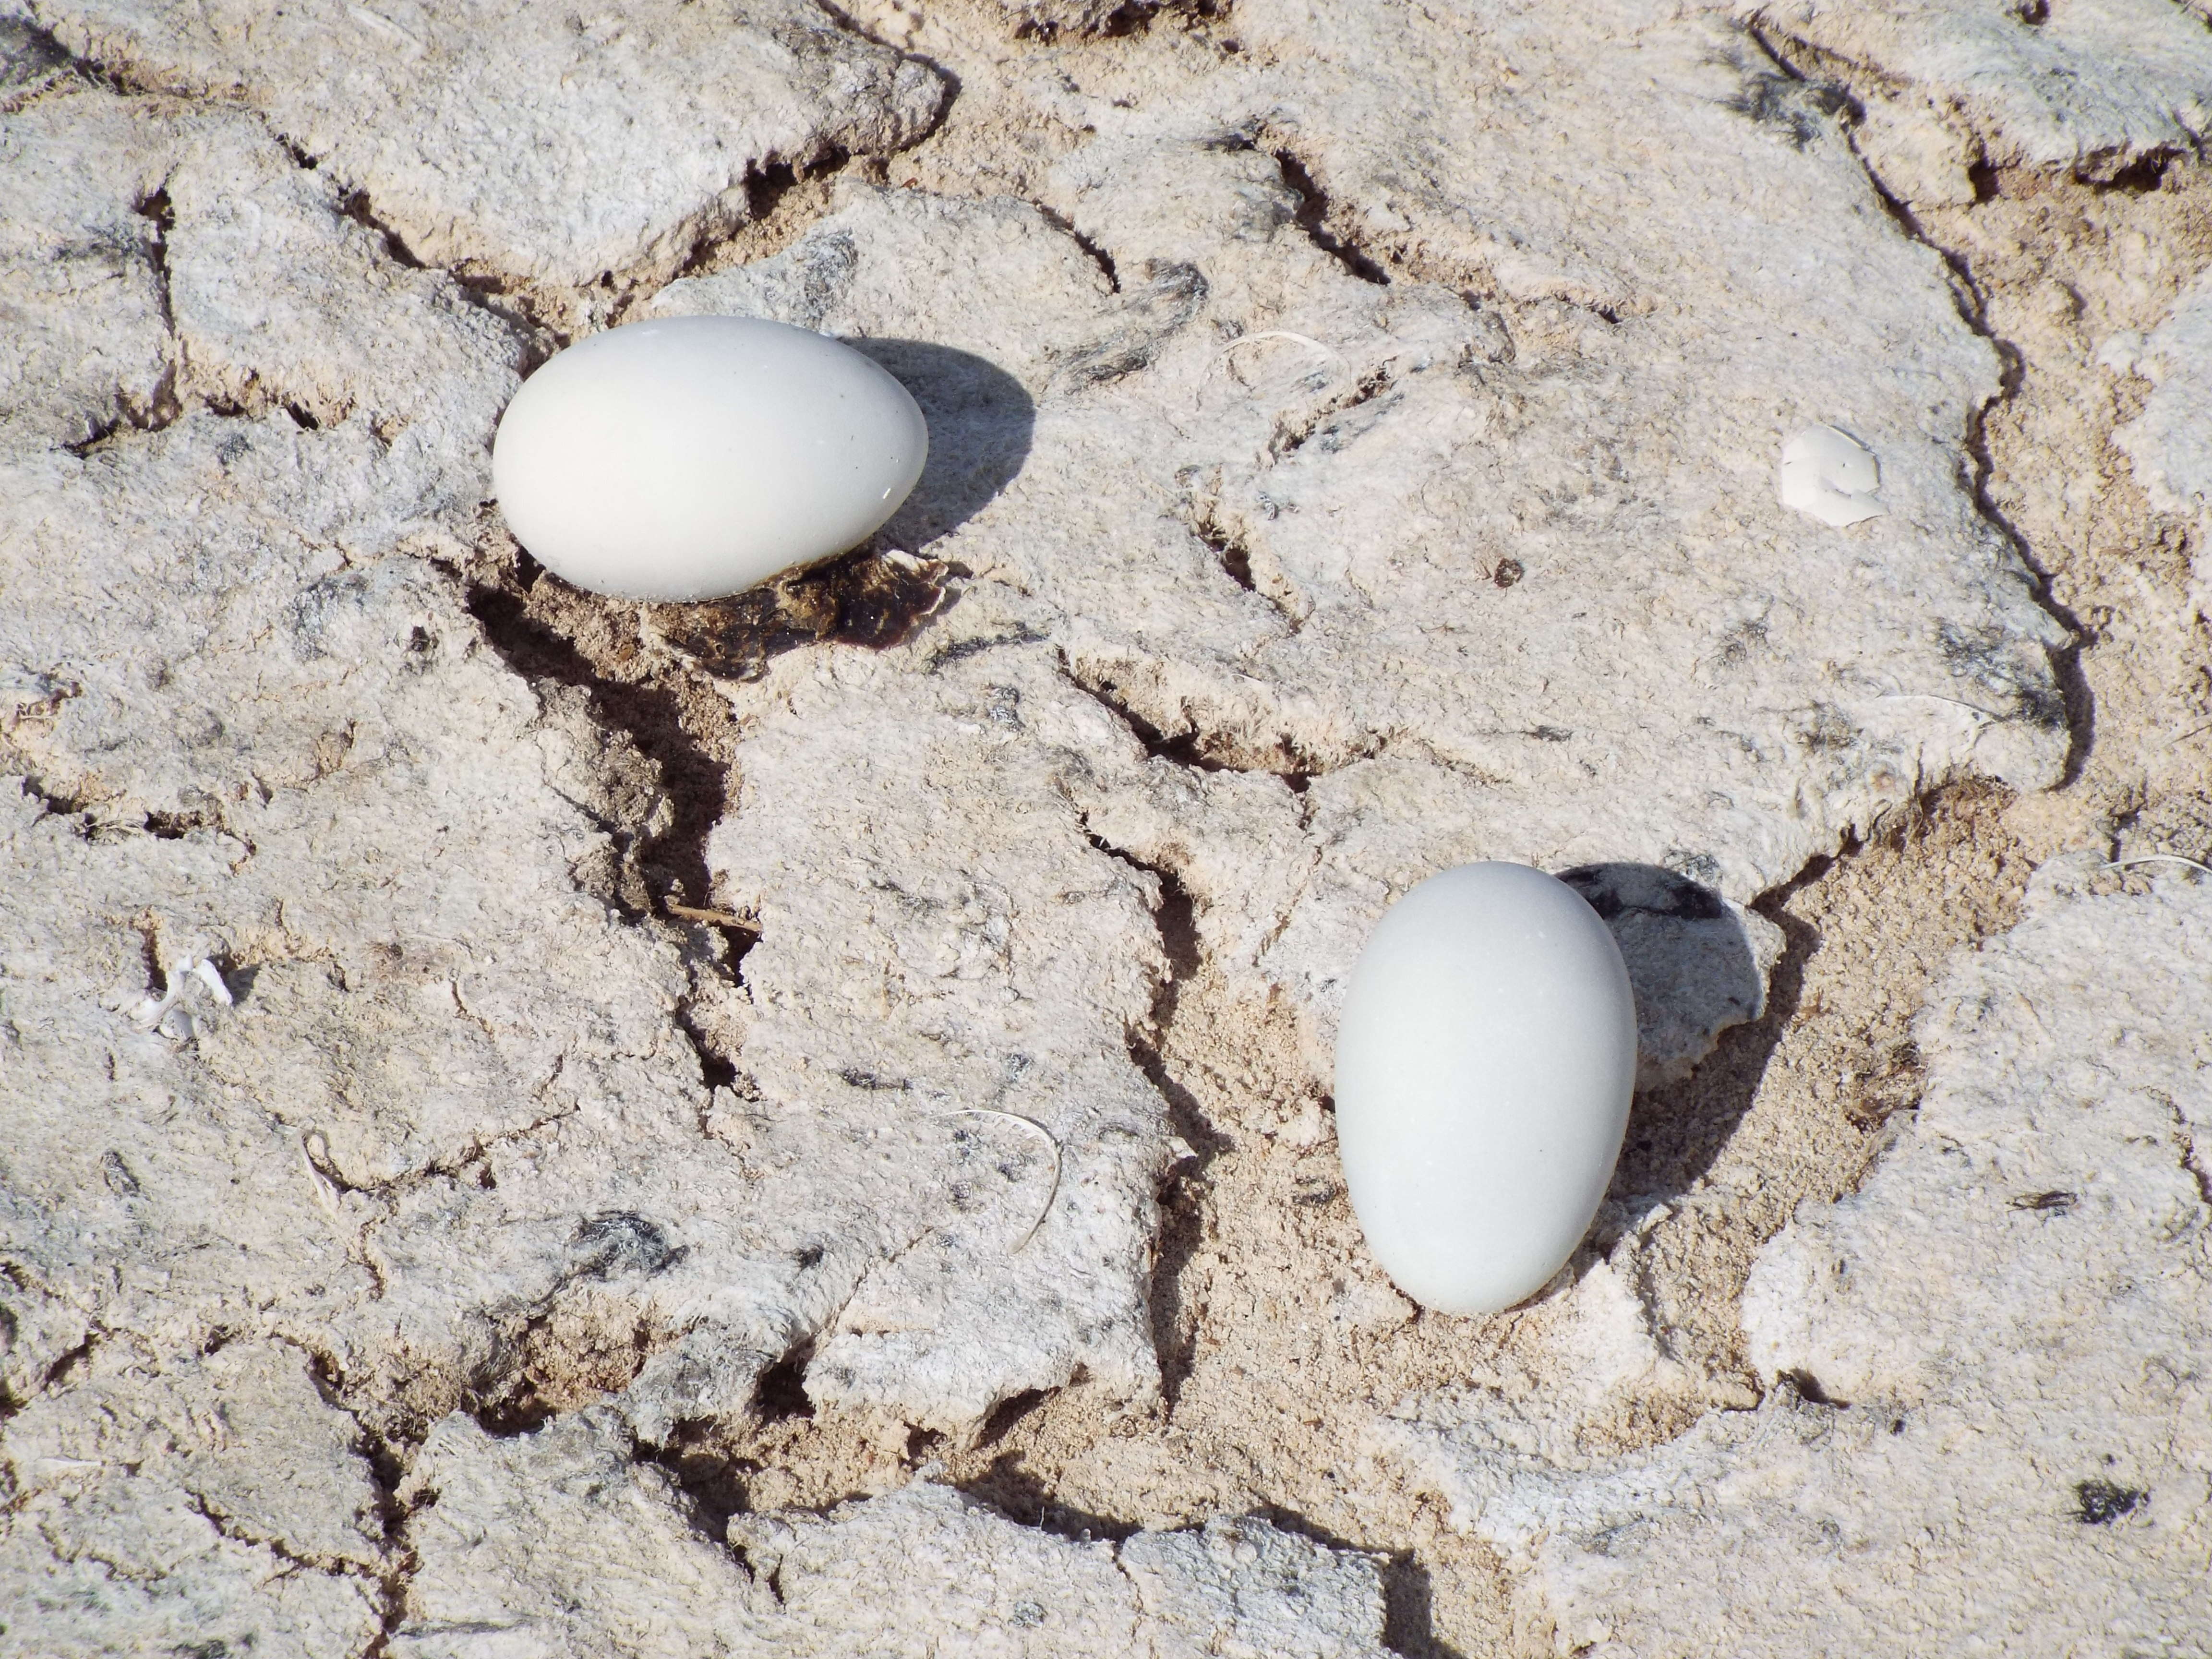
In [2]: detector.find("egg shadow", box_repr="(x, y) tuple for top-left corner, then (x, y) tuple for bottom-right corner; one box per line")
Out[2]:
(842, 338), (1035, 549)
(1556, 863), (1795, 1213)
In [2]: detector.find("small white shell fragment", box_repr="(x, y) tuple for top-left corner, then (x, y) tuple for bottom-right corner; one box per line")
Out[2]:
(492, 316), (928, 602)
(131, 955), (230, 1028)
(1333, 863), (1638, 1315)
(1779, 423), (1886, 527)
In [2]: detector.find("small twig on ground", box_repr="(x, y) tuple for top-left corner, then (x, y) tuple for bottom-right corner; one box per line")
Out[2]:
(2106, 854), (2212, 879)
(665, 900), (754, 927)
(1874, 692), (2004, 721)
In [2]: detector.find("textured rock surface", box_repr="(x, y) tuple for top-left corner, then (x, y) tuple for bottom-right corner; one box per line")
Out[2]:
(735, 1479), (1389, 1657)
(24, 0), (946, 289)
(1379, 862), (2212, 1653)
(0, 79), (173, 450)
(0, 1338), (387, 1659)
(5, 0), (2212, 1651)
(695, 603), (1179, 1427)
(0, 73), (530, 484)
(2115, 268), (2212, 618)
(1746, 0), (2212, 180)
(2115, 270), (2212, 514)
(392, 1407), (1388, 1658)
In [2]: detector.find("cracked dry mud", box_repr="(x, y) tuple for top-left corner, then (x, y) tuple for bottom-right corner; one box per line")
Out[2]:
(3, 0), (2210, 1653)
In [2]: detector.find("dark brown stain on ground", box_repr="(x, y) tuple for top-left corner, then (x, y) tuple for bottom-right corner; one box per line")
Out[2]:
(649, 550), (954, 682)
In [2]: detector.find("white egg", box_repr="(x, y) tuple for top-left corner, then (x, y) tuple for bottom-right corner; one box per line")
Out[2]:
(491, 316), (928, 601)
(1334, 862), (1638, 1315)
(1778, 423), (1886, 528)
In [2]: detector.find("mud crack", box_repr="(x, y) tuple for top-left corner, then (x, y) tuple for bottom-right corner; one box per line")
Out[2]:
(1269, 146), (1391, 287)
(1069, 662), (1335, 781)
(1744, 24), (2094, 781)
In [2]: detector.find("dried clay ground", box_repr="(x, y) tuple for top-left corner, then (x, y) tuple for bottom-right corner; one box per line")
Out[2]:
(450, 14), (2212, 1652)
(5, 1), (2212, 1655)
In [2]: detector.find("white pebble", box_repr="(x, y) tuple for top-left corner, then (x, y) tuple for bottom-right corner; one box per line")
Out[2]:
(492, 316), (928, 601)
(1779, 423), (1886, 527)
(1334, 863), (1637, 1315)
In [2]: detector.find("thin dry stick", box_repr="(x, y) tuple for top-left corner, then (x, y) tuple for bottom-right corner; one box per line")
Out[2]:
(1875, 691), (2005, 721)
(929, 1108), (1063, 1254)
(2106, 854), (2212, 878)
(666, 900), (754, 927)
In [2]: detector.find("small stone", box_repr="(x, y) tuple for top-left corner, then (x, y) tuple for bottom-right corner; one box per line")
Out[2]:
(1779, 423), (1887, 527)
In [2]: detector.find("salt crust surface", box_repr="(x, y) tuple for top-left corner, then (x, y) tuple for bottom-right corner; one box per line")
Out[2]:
(1, 0), (2208, 1652)
(1746, 0), (2212, 179)
(18, 0), (946, 289)
(2116, 267), (2212, 620)
(392, 1410), (1388, 1658)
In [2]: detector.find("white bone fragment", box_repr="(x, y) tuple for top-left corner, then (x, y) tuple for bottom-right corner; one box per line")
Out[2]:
(190, 958), (233, 1006)
(129, 957), (229, 1029)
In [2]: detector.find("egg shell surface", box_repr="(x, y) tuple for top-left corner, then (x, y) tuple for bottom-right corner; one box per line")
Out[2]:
(1334, 862), (1637, 1315)
(491, 315), (928, 601)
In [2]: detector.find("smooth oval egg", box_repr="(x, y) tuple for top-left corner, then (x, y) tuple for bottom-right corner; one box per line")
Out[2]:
(491, 315), (928, 601)
(1334, 862), (1637, 1315)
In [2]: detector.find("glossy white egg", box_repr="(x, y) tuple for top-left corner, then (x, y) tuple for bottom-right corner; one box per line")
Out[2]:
(492, 316), (928, 601)
(1334, 862), (1637, 1315)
